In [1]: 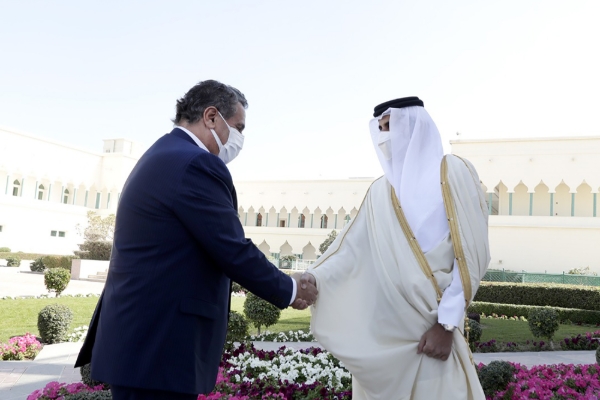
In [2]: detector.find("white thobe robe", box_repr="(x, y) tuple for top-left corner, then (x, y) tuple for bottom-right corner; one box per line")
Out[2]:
(308, 155), (490, 400)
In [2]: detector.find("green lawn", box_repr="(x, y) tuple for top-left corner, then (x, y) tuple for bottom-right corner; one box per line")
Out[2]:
(230, 296), (311, 334)
(0, 297), (100, 343)
(480, 318), (598, 343)
(1, 296), (596, 346)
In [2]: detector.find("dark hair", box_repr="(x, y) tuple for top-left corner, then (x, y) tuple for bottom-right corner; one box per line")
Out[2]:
(172, 80), (248, 124)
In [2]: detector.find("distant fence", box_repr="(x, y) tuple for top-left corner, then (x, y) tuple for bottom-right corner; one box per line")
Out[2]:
(483, 269), (600, 287)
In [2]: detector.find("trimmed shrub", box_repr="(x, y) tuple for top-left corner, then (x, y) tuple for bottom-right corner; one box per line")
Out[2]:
(0, 247), (10, 252)
(44, 268), (71, 296)
(80, 363), (110, 390)
(467, 312), (481, 323)
(6, 256), (21, 267)
(465, 319), (483, 344)
(475, 282), (600, 312)
(528, 308), (559, 341)
(30, 257), (46, 272)
(468, 301), (600, 325)
(477, 360), (515, 397)
(226, 311), (249, 344)
(64, 392), (112, 399)
(74, 241), (112, 261)
(37, 304), (73, 344)
(243, 292), (281, 334)
(42, 255), (73, 270)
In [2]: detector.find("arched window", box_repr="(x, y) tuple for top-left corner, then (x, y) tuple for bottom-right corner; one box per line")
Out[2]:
(256, 213), (262, 227)
(320, 215), (328, 229)
(63, 189), (70, 204)
(12, 180), (20, 196)
(38, 184), (45, 200)
(298, 214), (306, 228)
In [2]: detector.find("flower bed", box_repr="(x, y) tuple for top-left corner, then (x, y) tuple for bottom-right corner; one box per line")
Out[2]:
(0, 333), (42, 360)
(27, 381), (106, 400)
(247, 330), (316, 342)
(199, 343), (352, 399)
(67, 326), (89, 343)
(483, 363), (600, 399)
(28, 344), (600, 400)
(560, 331), (600, 351)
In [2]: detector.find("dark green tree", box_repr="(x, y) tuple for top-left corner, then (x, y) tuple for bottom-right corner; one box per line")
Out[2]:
(319, 230), (338, 254)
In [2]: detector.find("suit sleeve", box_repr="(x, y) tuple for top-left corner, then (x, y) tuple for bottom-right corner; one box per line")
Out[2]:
(172, 153), (293, 309)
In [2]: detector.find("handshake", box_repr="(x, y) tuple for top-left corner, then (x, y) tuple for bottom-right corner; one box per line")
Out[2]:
(290, 272), (318, 310)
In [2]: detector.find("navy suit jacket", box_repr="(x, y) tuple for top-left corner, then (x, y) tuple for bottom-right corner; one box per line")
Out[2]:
(75, 128), (293, 394)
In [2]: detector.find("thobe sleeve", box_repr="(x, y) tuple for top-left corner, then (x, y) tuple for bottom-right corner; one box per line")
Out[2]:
(437, 261), (465, 327)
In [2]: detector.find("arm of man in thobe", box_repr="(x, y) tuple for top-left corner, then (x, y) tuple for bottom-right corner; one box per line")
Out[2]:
(418, 263), (465, 361)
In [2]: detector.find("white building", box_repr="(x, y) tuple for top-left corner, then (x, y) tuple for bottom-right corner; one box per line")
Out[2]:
(1, 125), (599, 274)
(0, 127), (141, 254)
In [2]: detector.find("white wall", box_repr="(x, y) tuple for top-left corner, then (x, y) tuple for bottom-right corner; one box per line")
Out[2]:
(488, 216), (600, 274)
(0, 195), (88, 254)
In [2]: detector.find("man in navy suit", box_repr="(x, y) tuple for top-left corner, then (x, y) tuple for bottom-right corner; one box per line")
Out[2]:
(75, 80), (318, 400)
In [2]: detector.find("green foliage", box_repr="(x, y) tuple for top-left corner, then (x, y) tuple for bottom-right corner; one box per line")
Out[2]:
(74, 212), (115, 261)
(42, 255), (73, 270)
(528, 308), (560, 341)
(80, 363), (110, 390)
(243, 292), (282, 334)
(467, 312), (481, 323)
(465, 319), (483, 344)
(232, 281), (245, 293)
(474, 282), (600, 311)
(0, 252), (55, 261)
(477, 360), (515, 397)
(77, 211), (116, 242)
(64, 391), (112, 399)
(596, 347), (600, 365)
(469, 301), (600, 325)
(74, 241), (112, 260)
(279, 255), (297, 269)
(319, 230), (337, 254)
(37, 304), (73, 344)
(30, 257), (46, 272)
(226, 311), (250, 344)
(44, 268), (71, 296)
(5, 256), (21, 267)
(0, 247), (10, 252)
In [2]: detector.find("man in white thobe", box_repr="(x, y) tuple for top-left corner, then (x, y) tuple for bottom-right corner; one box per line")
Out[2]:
(306, 97), (490, 400)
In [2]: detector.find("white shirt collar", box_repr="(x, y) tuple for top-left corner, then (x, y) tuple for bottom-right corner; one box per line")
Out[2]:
(175, 126), (209, 153)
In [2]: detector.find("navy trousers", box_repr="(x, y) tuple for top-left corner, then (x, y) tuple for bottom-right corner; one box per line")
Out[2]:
(110, 385), (198, 400)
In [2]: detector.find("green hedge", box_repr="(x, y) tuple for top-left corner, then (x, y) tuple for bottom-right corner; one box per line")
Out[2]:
(42, 255), (74, 270)
(469, 301), (600, 325)
(0, 252), (70, 261)
(474, 282), (600, 312)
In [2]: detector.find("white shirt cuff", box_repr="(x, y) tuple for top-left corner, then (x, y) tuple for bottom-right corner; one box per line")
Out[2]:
(289, 276), (297, 305)
(438, 261), (466, 327)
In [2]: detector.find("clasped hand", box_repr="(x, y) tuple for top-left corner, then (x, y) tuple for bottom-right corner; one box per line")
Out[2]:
(290, 272), (318, 310)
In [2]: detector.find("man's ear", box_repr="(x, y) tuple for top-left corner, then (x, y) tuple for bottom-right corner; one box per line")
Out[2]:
(203, 106), (218, 129)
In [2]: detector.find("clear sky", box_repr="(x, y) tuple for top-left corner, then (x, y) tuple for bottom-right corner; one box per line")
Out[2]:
(1, 0), (599, 180)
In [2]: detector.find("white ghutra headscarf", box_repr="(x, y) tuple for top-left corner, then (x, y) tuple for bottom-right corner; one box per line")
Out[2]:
(369, 104), (449, 253)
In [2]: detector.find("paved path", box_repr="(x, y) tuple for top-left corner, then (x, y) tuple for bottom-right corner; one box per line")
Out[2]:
(0, 266), (105, 298)
(0, 268), (598, 399)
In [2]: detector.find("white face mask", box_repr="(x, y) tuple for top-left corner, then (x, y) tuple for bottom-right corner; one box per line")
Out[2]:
(377, 130), (392, 160)
(210, 111), (245, 164)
